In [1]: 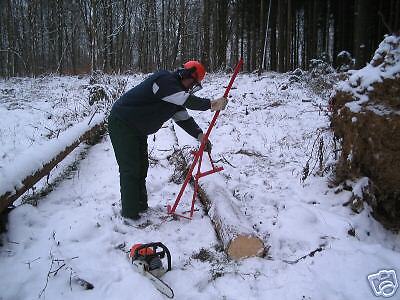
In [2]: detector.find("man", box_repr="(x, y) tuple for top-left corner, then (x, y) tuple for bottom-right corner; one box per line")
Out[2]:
(108, 60), (228, 220)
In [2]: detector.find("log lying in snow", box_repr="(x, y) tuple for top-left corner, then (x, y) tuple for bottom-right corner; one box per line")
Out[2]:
(196, 178), (266, 260)
(169, 145), (266, 260)
(0, 116), (106, 214)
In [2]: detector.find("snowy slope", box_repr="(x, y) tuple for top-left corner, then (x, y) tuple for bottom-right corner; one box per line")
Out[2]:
(0, 74), (143, 206)
(0, 75), (94, 166)
(1, 72), (400, 300)
(0, 74), (144, 167)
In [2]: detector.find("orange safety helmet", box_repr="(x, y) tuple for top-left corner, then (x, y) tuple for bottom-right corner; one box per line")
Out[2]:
(183, 60), (206, 83)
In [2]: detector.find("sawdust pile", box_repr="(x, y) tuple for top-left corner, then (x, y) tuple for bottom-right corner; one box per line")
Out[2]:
(330, 34), (400, 229)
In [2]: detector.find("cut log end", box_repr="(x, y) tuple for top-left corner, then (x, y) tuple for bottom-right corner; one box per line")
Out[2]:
(227, 235), (265, 260)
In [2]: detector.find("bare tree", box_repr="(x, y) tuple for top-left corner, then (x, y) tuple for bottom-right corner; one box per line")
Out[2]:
(1, 0), (398, 77)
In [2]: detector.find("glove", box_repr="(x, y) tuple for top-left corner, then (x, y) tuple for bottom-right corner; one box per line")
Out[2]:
(197, 133), (212, 153)
(210, 96), (228, 112)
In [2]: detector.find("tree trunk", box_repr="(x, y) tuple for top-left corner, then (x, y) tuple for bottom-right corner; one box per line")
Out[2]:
(151, 0), (160, 69)
(286, 0), (292, 70)
(0, 122), (106, 214)
(201, 0), (210, 69)
(56, 0), (63, 74)
(257, 0), (265, 73)
(161, 0), (166, 69)
(354, 0), (371, 68)
(71, 13), (77, 74)
(212, 1), (219, 70)
(119, 0), (128, 72)
(270, 0), (277, 71)
(102, 1), (109, 72)
(179, 0), (186, 65)
(233, 0), (240, 66)
(6, 0), (15, 77)
(277, 0), (286, 72)
(250, 0), (257, 71)
(217, 0), (228, 69)
(240, 0), (245, 65)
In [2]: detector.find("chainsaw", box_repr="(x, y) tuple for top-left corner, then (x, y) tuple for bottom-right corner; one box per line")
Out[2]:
(129, 242), (174, 298)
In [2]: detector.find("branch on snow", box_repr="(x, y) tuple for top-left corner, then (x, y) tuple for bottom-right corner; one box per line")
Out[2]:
(282, 245), (326, 265)
(234, 149), (267, 158)
(39, 251), (92, 298)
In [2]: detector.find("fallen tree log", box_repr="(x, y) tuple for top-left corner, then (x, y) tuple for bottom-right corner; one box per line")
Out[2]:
(168, 130), (266, 260)
(196, 180), (266, 260)
(0, 118), (106, 214)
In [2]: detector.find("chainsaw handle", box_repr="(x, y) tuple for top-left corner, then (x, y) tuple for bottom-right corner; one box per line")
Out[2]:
(134, 242), (172, 271)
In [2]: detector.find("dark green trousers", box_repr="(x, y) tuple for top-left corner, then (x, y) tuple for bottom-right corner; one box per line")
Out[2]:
(108, 113), (149, 218)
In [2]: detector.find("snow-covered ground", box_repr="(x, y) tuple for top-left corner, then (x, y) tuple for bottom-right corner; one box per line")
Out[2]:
(0, 74), (143, 202)
(0, 75), (93, 165)
(1, 72), (399, 300)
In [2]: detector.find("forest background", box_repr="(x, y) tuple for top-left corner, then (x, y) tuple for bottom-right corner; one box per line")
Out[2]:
(1, 0), (399, 77)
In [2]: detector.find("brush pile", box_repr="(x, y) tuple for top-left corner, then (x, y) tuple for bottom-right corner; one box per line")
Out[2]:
(330, 34), (400, 229)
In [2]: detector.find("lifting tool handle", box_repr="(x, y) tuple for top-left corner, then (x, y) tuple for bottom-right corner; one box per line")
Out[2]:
(168, 59), (243, 218)
(199, 58), (244, 153)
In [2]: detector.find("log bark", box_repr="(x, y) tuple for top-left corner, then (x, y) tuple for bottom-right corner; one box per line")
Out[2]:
(196, 175), (266, 260)
(0, 122), (106, 214)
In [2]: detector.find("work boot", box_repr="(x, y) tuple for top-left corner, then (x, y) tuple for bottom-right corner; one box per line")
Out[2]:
(120, 209), (140, 221)
(122, 214), (141, 223)
(123, 216), (141, 227)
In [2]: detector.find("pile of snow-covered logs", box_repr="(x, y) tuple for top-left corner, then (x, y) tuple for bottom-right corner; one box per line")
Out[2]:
(330, 34), (400, 229)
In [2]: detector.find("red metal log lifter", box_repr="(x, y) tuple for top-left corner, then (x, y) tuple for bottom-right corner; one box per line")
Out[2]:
(167, 58), (244, 219)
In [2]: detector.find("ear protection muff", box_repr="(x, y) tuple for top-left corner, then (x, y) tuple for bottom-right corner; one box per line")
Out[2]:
(176, 66), (203, 94)
(177, 66), (197, 80)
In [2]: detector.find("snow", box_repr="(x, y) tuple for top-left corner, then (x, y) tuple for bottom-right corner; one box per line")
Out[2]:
(1, 72), (400, 300)
(0, 75), (93, 166)
(338, 51), (351, 57)
(352, 177), (370, 199)
(0, 74), (144, 200)
(0, 112), (105, 198)
(336, 34), (400, 114)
